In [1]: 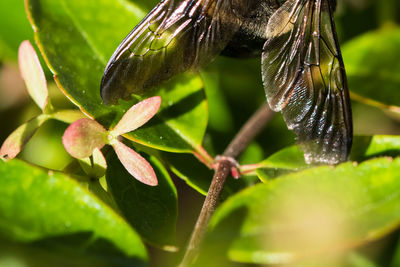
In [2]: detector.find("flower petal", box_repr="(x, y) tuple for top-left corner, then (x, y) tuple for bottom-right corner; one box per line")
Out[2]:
(62, 119), (107, 159)
(18, 40), (49, 111)
(0, 114), (49, 160)
(112, 140), (158, 186)
(111, 96), (161, 136)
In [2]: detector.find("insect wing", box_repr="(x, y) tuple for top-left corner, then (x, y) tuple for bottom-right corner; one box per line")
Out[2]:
(261, 0), (352, 164)
(101, 0), (243, 105)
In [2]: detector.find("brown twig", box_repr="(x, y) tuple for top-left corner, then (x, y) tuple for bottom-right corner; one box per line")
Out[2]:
(179, 103), (274, 266)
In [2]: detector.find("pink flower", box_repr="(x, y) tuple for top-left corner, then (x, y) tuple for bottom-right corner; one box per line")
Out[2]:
(62, 97), (161, 186)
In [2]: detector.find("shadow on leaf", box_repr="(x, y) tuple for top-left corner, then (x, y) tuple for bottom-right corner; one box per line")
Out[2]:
(0, 232), (147, 267)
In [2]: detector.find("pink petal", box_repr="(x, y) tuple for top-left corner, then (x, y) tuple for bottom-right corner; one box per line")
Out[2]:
(62, 119), (108, 159)
(0, 115), (49, 160)
(112, 140), (158, 186)
(111, 96), (161, 136)
(18, 40), (48, 111)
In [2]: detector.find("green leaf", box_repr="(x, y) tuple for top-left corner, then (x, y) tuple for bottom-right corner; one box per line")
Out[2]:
(0, 159), (147, 263)
(255, 145), (308, 182)
(0, 236), (144, 267)
(207, 157), (400, 265)
(164, 152), (213, 195)
(255, 135), (400, 182)
(238, 142), (265, 166)
(343, 27), (400, 110)
(0, 0), (33, 61)
(200, 71), (234, 134)
(253, 144), (316, 182)
(163, 152), (248, 197)
(26, 0), (208, 153)
(351, 135), (400, 160)
(126, 0), (159, 11)
(106, 152), (178, 248)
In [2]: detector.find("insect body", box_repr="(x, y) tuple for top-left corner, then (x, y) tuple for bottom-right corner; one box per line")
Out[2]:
(101, 0), (353, 165)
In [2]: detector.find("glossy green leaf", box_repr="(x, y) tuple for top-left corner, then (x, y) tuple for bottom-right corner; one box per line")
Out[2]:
(351, 135), (400, 160)
(164, 152), (213, 195)
(106, 152), (177, 248)
(255, 145), (308, 182)
(208, 157), (400, 265)
(26, 0), (208, 153)
(87, 178), (118, 211)
(0, 0), (33, 61)
(163, 152), (248, 197)
(0, 159), (147, 263)
(343, 27), (400, 109)
(0, 237), (145, 267)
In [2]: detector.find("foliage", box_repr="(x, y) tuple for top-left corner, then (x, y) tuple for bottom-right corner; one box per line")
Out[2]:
(0, 0), (399, 266)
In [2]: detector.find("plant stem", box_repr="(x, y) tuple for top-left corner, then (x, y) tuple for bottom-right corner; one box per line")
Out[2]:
(350, 91), (400, 114)
(223, 104), (274, 158)
(193, 146), (215, 168)
(179, 103), (274, 266)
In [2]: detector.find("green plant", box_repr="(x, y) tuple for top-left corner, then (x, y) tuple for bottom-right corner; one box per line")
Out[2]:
(0, 0), (399, 266)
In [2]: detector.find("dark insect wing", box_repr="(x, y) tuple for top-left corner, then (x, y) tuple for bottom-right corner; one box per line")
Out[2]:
(101, 0), (245, 105)
(261, 0), (352, 164)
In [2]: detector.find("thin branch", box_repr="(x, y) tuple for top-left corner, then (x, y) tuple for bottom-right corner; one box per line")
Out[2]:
(223, 103), (275, 158)
(179, 103), (274, 266)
